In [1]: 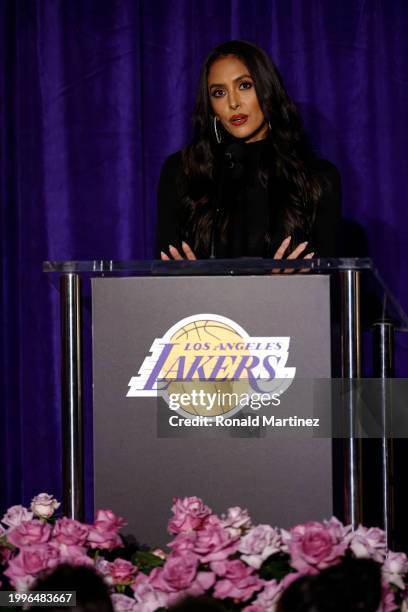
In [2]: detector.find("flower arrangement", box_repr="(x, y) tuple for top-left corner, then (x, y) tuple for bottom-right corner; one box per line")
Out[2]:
(0, 493), (407, 611)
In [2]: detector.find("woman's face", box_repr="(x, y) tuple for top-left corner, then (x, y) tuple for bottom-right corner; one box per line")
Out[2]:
(208, 55), (268, 143)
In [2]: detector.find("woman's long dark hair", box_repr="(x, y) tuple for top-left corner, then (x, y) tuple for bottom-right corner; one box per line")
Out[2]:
(181, 40), (322, 257)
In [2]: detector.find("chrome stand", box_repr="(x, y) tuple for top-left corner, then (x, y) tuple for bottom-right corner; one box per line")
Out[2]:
(373, 321), (395, 549)
(340, 270), (363, 528)
(60, 274), (84, 520)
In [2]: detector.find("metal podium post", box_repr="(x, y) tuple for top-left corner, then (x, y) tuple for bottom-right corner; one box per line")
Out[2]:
(340, 269), (363, 528)
(60, 273), (84, 520)
(373, 321), (395, 549)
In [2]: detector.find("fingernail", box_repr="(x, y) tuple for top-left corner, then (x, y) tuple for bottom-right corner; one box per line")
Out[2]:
(169, 244), (175, 250)
(302, 241), (308, 246)
(160, 251), (166, 258)
(309, 252), (315, 257)
(182, 241), (188, 246)
(285, 236), (291, 241)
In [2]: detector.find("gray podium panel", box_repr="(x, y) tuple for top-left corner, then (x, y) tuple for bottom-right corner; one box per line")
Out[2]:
(92, 276), (332, 547)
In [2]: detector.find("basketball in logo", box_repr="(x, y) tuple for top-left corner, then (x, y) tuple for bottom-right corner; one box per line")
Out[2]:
(162, 318), (251, 417)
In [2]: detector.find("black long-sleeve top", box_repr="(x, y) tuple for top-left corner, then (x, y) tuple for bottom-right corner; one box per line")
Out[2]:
(156, 140), (341, 259)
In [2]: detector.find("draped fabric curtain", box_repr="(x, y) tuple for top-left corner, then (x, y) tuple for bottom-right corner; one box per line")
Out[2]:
(1, 0), (408, 510)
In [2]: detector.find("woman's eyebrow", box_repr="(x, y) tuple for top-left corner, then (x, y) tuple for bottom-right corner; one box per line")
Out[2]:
(209, 74), (252, 89)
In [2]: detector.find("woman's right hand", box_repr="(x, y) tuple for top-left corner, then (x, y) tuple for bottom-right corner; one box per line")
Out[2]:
(160, 242), (197, 260)
(272, 236), (314, 273)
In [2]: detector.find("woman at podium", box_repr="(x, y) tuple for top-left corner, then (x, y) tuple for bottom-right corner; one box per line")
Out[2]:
(156, 40), (341, 261)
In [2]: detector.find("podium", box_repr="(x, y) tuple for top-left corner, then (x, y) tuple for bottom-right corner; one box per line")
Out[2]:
(44, 258), (408, 548)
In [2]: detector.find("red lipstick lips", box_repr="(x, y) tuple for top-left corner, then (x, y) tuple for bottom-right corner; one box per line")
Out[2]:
(230, 114), (248, 126)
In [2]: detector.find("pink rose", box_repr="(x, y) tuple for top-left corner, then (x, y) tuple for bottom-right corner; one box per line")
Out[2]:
(188, 522), (239, 563)
(213, 559), (263, 602)
(149, 552), (199, 592)
(30, 493), (60, 519)
(165, 572), (216, 608)
(168, 531), (196, 555)
(221, 506), (252, 536)
(383, 551), (408, 590)
(149, 551), (215, 605)
(246, 573), (315, 612)
(323, 516), (352, 541)
(246, 579), (284, 612)
(4, 544), (59, 586)
(1, 505), (33, 529)
(283, 521), (346, 571)
(108, 558), (138, 585)
(94, 509), (127, 532)
(131, 572), (169, 612)
(7, 520), (52, 547)
(60, 553), (94, 568)
(87, 526), (123, 550)
(381, 581), (399, 612)
(170, 521), (239, 562)
(87, 509), (125, 550)
(168, 497), (212, 534)
(10, 574), (36, 593)
(239, 525), (282, 569)
(49, 540), (89, 565)
(349, 526), (387, 562)
(184, 570), (216, 596)
(111, 594), (137, 612)
(53, 517), (89, 546)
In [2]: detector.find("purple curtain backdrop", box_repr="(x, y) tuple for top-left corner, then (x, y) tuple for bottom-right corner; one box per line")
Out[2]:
(1, 0), (408, 511)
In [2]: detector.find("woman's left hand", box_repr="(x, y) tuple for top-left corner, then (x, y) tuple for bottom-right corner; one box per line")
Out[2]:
(161, 242), (197, 260)
(272, 236), (314, 273)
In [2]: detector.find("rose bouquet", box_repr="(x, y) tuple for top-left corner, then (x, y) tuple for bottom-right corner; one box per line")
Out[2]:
(0, 493), (407, 611)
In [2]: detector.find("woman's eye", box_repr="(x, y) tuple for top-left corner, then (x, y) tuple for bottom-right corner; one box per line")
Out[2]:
(211, 89), (225, 98)
(239, 80), (253, 90)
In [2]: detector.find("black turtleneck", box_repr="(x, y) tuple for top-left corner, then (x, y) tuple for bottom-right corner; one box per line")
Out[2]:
(217, 139), (270, 257)
(155, 140), (341, 259)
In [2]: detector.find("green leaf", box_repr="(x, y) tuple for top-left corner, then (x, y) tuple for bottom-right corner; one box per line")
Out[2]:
(259, 555), (293, 582)
(0, 538), (15, 550)
(132, 550), (165, 573)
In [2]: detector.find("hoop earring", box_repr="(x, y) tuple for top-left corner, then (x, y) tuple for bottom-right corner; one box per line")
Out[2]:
(268, 120), (272, 131)
(213, 116), (222, 144)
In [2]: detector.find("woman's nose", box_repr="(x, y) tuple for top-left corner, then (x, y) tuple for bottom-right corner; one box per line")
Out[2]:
(228, 91), (240, 110)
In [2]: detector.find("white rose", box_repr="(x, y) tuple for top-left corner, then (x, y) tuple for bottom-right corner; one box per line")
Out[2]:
(349, 526), (386, 563)
(239, 524), (282, 569)
(220, 506), (252, 536)
(30, 493), (60, 519)
(382, 551), (408, 590)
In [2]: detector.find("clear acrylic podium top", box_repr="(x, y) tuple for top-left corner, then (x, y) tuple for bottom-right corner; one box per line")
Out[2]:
(44, 257), (408, 330)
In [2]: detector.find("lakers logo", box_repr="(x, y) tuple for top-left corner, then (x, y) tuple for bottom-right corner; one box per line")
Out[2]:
(127, 314), (296, 419)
